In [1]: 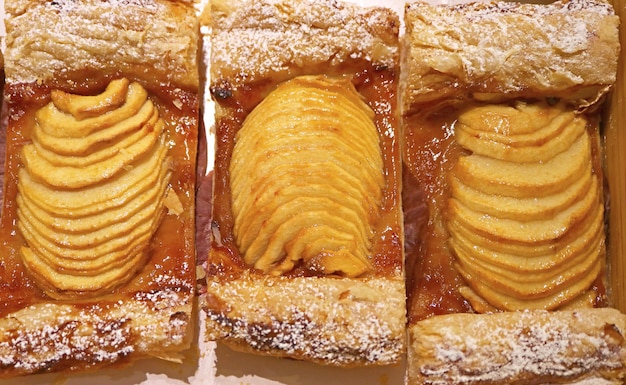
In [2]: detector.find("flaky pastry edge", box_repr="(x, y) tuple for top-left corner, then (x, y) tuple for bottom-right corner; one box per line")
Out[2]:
(204, 272), (406, 367)
(407, 309), (626, 385)
(400, 0), (620, 114)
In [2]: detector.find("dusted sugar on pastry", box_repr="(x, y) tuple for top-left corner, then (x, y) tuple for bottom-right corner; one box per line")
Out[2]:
(400, 0), (620, 113)
(0, 0), (199, 377)
(400, 0), (625, 384)
(409, 308), (626, 384)
(203, 0), (405, 367)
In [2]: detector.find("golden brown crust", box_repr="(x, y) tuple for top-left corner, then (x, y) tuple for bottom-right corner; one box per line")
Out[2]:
(205, 272), (406, 366)
(203, 0), (405, 367)
(407, 309), (626, 385)
(4, 0), (199, 89)
(210, 0), (399, 87)
(400, 0), (620, 114)
(0, 289), (192, 377)
(0, 0), (199, 377)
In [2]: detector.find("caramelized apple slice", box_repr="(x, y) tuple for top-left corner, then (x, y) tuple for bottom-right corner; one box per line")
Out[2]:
(16, 78), (171, 299)
(230, 75), (384, 277)
(446, 102), (605, 311)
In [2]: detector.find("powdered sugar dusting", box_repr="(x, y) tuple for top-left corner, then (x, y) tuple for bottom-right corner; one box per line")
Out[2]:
(452, 0), (607, 56)
(410, 309), (626, 384)
(421, 0), (606, 77)
(0, 287), (193, 376)
(210, 0), (399, 85)
(204, 274), (406, 366)
(4, 0), (198, 88)
(403, 0), (619, 108)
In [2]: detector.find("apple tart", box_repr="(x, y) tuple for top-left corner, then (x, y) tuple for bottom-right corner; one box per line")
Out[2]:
(0, 0), (199, 377)
(401, 0), (625, 383)
(203, 0), (406, 366)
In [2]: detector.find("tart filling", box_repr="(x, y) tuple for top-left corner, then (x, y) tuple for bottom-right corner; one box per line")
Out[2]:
(17, 78), (171, 299)
(230, 75), (384, 277)
(448, 102), (605, 312)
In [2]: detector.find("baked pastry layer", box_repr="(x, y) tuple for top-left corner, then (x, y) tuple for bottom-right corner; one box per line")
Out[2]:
(0, 289), (192, 377)
(205, 272), (406, 366)
(5, 0), (198, 89)
(401, 0), (620, 113)
(204, 0), (405, 366)
(210, 0), (399, 86)
(407, 309), (626, 385)
(0, 0), (199, 377)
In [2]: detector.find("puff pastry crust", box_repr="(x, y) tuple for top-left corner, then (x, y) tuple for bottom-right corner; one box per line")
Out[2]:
(203, 0), (406, 367)
(401, 0), (620, 114)
(0, 0), (199, 377)
(401, 0), (625, 384)
(408, 309), (626, 385)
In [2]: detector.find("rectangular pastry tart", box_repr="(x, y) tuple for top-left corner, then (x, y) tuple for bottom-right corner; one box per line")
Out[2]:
(400, 0), (626, 383)
(0, 0), (199, 377)
(202, 0), (406, 366)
